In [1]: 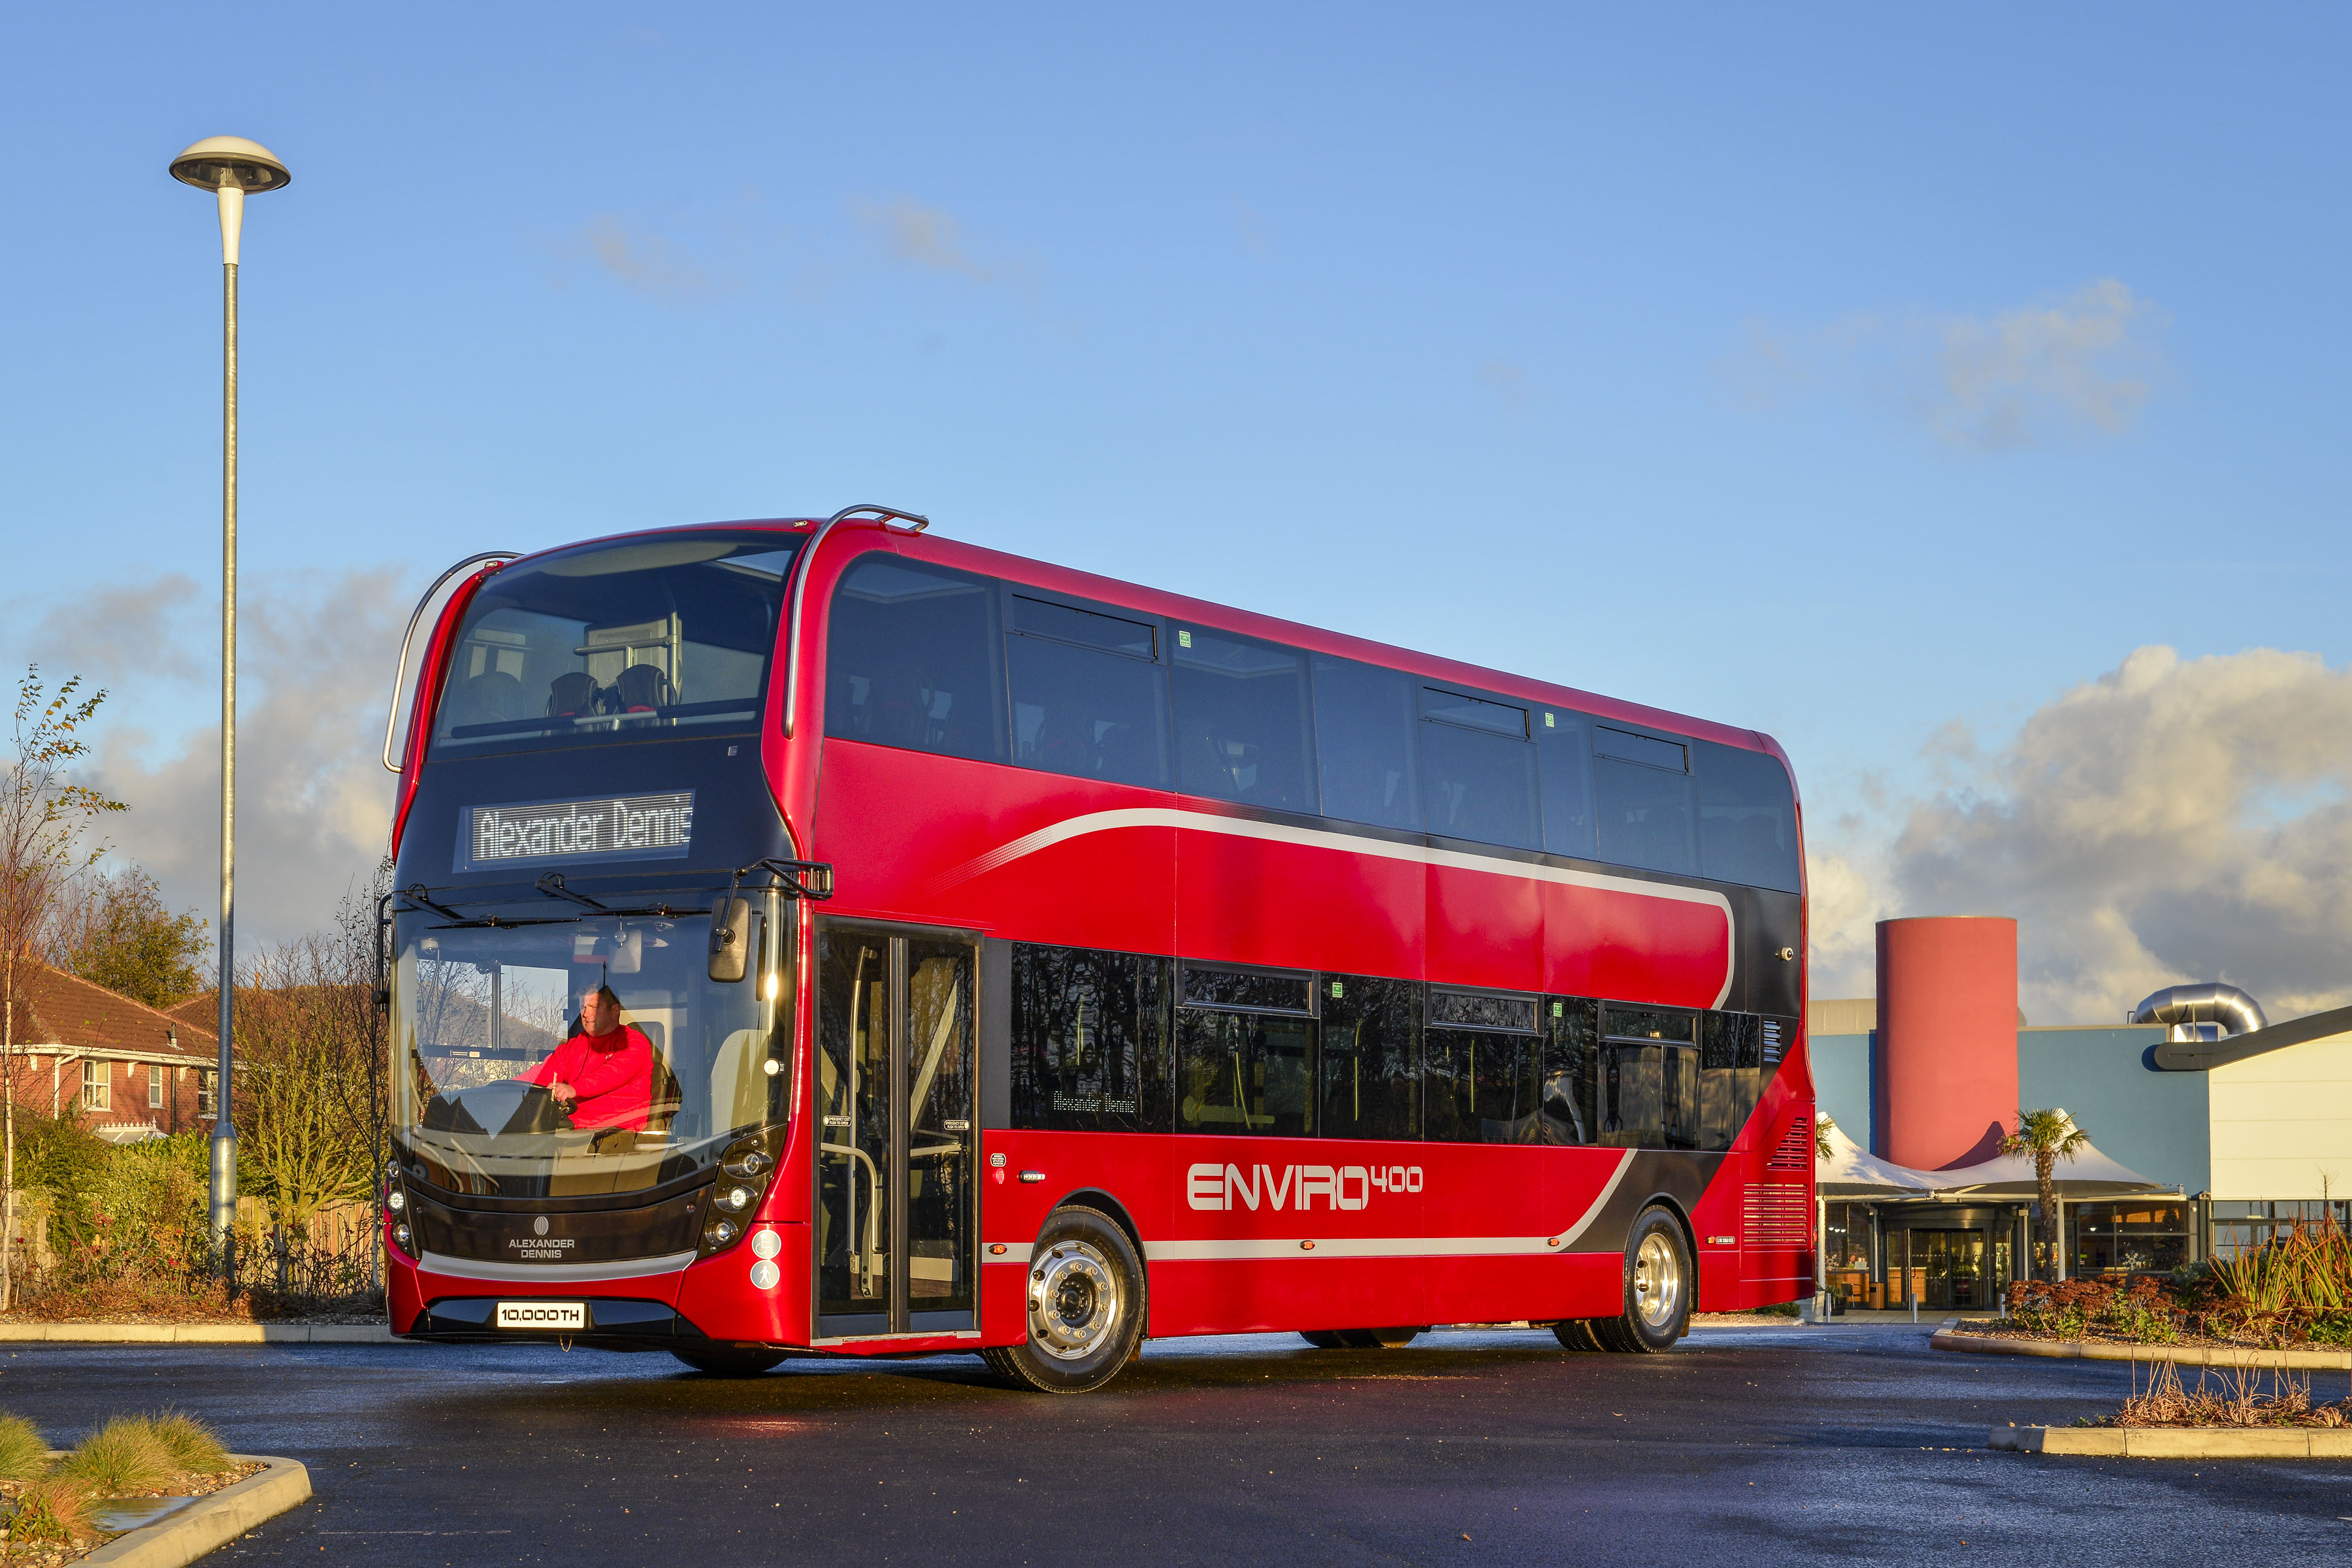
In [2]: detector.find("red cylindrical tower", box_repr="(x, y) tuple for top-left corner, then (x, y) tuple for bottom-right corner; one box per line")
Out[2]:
(1875, 916), (2018, 1170)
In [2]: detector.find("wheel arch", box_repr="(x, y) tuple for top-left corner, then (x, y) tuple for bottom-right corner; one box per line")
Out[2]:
(1635, 1188), (1701, 1309)
(1047, 1186), (1147, 1270)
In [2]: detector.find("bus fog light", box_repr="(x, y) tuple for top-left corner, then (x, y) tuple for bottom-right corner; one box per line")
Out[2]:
(750, 1230), (781, 1260)
(749, 1259), (781, 1291)
(393, 1222), (412, 1253)
(706, 1220), (738, 1248)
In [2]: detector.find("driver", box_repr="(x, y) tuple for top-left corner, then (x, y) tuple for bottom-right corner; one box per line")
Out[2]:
(517, 985), (654, 1130)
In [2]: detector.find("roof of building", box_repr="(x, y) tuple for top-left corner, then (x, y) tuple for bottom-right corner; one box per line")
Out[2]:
(3, 965), (219, 1063)
(1808, 997), (2029, 1034)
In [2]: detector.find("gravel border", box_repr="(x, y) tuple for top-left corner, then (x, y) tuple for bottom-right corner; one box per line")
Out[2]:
(1932, 1327), (2352, 1371)
(78, 1456), (311, 1567)
(0, 1325), (393, 1345)
(1989, 1425), (2352, 1457)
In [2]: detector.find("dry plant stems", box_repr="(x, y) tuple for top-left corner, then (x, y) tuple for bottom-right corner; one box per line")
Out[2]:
(2113, 1357), (2352, 1428)
(0, 1416), (44, 1486)
(141, 1411), (228, 1475)
(56, 1416), (173, 1494)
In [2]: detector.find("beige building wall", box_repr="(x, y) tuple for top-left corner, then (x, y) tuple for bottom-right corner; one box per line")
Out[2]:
(2208, 1032), (2352, 1201)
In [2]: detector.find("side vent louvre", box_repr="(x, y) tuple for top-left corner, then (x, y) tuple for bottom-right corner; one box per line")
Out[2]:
(1761, 1018), (1784, 1062)
(1744, 1183), (1810, 1247)
(1767, 1117), (1810, 1171)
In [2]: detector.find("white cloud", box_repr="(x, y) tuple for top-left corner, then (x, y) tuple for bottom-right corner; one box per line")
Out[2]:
(1812, 644), (2352, 1024)
(39, 569), (404, 949)
(566, 214), (736, 302)
(1724, 280), (2168, 452)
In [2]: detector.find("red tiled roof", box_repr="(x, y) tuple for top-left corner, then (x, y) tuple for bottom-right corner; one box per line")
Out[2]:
(2, 965), (221, 1062)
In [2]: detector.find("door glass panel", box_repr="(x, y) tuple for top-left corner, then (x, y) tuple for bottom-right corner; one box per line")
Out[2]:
(817, 930), (892, 1328)
(904, 941), (975, 1326)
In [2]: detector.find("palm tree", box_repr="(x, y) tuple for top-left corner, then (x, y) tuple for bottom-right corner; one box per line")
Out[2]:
(2002, 1109), (2089, 1282)
(1815, 1113), (1837, 1162)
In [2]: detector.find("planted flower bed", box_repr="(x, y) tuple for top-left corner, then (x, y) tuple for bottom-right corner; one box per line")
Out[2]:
(0, 1411), (253, 1563)
(2097, 1362), (2352, 1429)
(1951, 1217), (2352, 1351)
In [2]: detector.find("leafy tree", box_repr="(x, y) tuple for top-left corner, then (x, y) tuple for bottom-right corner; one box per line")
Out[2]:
(52, 866), (209, 1007)
(1816, 1113), (1838, 1162)
(0, 668), (125, 1309)
(2002, 1108), (2090, 1282)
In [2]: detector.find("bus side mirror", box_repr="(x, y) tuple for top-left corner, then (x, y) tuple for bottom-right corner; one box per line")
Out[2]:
(708, 896), (753, 983)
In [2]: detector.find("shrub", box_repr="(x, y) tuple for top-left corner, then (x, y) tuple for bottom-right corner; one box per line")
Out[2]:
(2005, 1276), (2181, 1343)
(142, 1411), (229, 1475)
(9, 1478), (93, 1546)
(0, 1412), (46, 1484)
(57, 1416), (173, 1494)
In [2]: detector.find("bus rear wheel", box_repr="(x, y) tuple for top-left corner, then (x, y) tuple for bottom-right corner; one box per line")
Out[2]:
(672, 1347), (789, 1377)
(986, 1205), (1146, 1394)
(1341, 1327), (1423, 1348)
(1299, 1331), (1350, 1349)
(1595, 1206), (1691, 1353)
(1551, 1319), (1606, 1351)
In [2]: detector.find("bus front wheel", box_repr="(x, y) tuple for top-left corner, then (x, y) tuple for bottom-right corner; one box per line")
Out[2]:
(1594, 1205), (1691, 1352)
(672, 1347), (789, 1377)
(985, 1205), (1147, 1394)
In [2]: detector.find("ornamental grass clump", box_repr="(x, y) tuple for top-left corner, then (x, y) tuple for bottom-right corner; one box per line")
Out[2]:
(8, 1478), (95, 1547)
(56, 1416), (172, 1495)
(2203, 1217), (2352, 1341)
(142, 1411), (229, 1476)
(0, 1414), (47, 1486)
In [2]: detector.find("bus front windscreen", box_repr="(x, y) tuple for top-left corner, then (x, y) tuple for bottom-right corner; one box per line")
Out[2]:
(391, 906), (790, 1197)
(430, 531), (800, 757)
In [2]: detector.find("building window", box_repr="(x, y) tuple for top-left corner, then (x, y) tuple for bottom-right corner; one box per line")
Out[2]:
(196, 1070), (216, 1119)
(82, 1059), (110, 1113)
(2210, 1200), (2351, 1260)
(148, 1064), (164, 1109)
(2070, 1201), (2191, 1275)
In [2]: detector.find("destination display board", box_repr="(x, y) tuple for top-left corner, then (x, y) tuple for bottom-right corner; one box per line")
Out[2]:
(455, 791), (694, 873)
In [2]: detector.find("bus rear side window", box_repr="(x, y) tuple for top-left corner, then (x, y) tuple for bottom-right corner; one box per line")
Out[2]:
(1694, 740), (1801, 893)
(1420, 687), (1539, 850)
(1593, 727), (1698, 875)
(825, 556), (1007, 762)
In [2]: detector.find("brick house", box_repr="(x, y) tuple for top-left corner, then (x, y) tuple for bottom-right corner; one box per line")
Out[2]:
(0, 965), (225, 1141)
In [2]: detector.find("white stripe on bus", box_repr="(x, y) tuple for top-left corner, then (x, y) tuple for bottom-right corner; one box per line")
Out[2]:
(985, 1151), (1641, 1266)
(924, 806), (1737, 1009)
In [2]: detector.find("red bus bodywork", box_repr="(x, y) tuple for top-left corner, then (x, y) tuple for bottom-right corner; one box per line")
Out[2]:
(385, 517), (1814, 1356)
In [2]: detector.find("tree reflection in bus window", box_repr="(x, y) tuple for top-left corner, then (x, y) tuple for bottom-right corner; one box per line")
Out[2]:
(1176, 1009), (1313, 1136)
(1317, 975), (1420, 1141)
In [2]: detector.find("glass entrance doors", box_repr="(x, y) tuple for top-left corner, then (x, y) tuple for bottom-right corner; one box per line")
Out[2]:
(815, 923), (977, 1337)
(1899, 1230), (1989, 1310)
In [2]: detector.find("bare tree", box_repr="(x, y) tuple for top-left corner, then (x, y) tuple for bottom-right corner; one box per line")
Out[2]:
(0, 668), (123, 1309)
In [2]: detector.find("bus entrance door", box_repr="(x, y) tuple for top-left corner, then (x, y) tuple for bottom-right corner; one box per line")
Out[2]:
(815, 923), (979, 1339)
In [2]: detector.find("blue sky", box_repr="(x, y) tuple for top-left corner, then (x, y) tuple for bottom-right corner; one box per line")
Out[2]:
(5, 5), (2349, 1015)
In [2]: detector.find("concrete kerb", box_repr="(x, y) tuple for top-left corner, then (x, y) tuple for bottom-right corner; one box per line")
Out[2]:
(1989, 1425), (2352, 1458)
(0, 1324), (393, 1345)
(1931, 1326), (2352, 1371)
(80, 1455), (311, 1568)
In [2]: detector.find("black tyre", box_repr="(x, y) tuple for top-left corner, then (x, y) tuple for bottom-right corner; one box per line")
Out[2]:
(985, 1205), (1147, 1394)
(1341, 1327), (1424, 1348)
(1601, 1205), (1691, 1353)
(1299, 1331), (1350, 1349)
(671, 1347), (789, 1377)
(1550, 1318), (1606, 1352)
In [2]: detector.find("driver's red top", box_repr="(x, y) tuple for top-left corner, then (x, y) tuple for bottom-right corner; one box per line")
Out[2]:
(519, 1023), (655, 1131)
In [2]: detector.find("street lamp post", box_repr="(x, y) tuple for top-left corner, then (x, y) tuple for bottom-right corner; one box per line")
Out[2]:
(169, 137), (291, 1273)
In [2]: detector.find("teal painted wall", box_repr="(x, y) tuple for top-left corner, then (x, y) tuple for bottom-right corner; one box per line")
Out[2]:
(2019, 1026), (2207, 1197)
(1812, 1032), (1874, 1151)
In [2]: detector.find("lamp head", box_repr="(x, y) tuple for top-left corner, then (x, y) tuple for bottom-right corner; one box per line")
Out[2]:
(169, 136), (291, 194)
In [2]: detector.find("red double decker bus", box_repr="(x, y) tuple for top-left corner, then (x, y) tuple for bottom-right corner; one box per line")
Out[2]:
(382, 506), (1813, 1391)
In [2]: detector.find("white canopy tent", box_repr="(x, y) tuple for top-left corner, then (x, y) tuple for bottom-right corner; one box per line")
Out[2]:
(1814, 1119), (1947, 1196)
(1931, 1127), (2176, 1200)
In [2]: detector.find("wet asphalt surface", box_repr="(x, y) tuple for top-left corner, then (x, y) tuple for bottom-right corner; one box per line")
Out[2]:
(7, 1323), (2351, 1566)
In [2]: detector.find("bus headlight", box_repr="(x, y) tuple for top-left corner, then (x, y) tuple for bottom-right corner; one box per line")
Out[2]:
(698, 1129), (782, 1257)
(391, 1221), (414, 1258)
(385, 1189), (406, 1213)
(714, 1186), (753, 1213)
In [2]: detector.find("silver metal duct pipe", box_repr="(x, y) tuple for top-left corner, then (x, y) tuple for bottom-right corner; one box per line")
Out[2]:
(2130, 983), (2268, 1042)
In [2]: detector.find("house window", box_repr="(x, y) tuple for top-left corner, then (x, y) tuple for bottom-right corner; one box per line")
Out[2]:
(148, 1064), (164, 1109)
(82, 1060), (110, 1113)
(195, 1070), (215, 1119)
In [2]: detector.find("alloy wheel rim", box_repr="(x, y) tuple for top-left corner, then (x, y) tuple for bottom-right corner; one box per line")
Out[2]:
(1633, 1231), (1682, 1330)
(1029, 1240), (1119, 1360)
